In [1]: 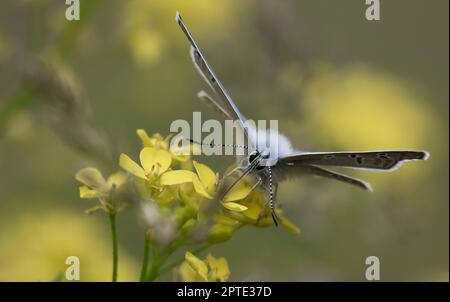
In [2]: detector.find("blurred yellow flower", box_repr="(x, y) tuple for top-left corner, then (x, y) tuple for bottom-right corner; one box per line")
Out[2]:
(129, 28), (165, 66)
(302, 64), (434, 186)
(0, 210), (139, 281)
(303, 64), (432, 150)
(75, 168), (128, 214)
(179, 252), (230, 282)
(121, 0), (239, 67)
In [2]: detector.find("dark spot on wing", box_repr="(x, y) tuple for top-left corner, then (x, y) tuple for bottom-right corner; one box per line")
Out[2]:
(377, 153), (390, 160)
(356, 157), (363, 165)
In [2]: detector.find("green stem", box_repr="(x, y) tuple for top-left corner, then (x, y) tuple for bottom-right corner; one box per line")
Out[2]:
(109, 213), (118, 282)
(139, 232), (150, 282)
(145, 242), (161, 282)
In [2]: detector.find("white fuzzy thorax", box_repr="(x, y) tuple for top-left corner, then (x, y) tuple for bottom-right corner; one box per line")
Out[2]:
(247, 126), (294, 163)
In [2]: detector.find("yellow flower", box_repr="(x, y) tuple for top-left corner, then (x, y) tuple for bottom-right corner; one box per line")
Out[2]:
(179, 252), (230, 282)
(136, 130), (170, 150)
(160, 160), (217, 199)
(220, 179), (253, 210)
(125, 131), (297, 231)
(136, 129), (199, 162)
(132, 132), (252, 204)
(119, 147), (172, 181)
(206, 254), (230, 282)
(222, 188), (301, 235)
(75, 167), (128, 214)
(161, 161), (253, 205)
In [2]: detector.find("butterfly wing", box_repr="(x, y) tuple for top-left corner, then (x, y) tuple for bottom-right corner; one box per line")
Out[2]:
(176, 12), (252, 148)
(197, 90), (232, 119)
(277, 150), (429, 171)
(272, 164), (372, 191)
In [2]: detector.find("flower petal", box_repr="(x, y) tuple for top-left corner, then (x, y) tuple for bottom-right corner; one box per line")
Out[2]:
(223, 181), (253, 202)
(206, 254), (230, 282)
(279, 215), (301, 235)
(179, 262), (203, 282)
(152, 133), (170, 150)
(241, 192), (267, 221)
(140, 147), (172, 176)
(160, 170), (197, 186)
(193, 161), (217, 193)
(242, 202), (264, 221)
(136, 129), (153, 147)
(185, 252), (208, 281)
(139, 147), (157, 173)
(222, 202), (248, 212)
(106, 172), (127, 188)
(79, 186), (100, 199)
(75, 167), (106, 189)
(119, 153), (146, 179)
(192, 176), (213, 199)
(171, 144), (200, 162)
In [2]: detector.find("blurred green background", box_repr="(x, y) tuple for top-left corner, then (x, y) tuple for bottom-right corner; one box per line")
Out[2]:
(0, 0), (448, 281)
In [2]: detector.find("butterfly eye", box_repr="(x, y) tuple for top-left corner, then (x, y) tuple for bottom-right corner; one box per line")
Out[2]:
(249, 151), (260, 164)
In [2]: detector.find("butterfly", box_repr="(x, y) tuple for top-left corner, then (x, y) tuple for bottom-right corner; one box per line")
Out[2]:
(175, 12), (429, 226)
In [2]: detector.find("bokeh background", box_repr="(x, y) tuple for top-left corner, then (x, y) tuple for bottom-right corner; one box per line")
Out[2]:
(0, 0), (448, 281)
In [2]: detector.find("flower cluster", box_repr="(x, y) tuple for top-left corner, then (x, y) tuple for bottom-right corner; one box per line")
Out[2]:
(75, 130), (300, 282)
(178, 252), (230, 282)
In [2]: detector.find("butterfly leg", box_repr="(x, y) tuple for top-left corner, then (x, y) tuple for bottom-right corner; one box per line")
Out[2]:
(266, 166), (279, 226)
(248, 176), (262, 193)
(269, 182), (279, 227)
(256, 181), (279, 227)
(223, 165), (246, 179)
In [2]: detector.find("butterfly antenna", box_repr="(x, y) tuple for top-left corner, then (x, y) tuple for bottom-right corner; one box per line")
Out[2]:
(267, 165), (278, 227)
(187, 138), (250, 151)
